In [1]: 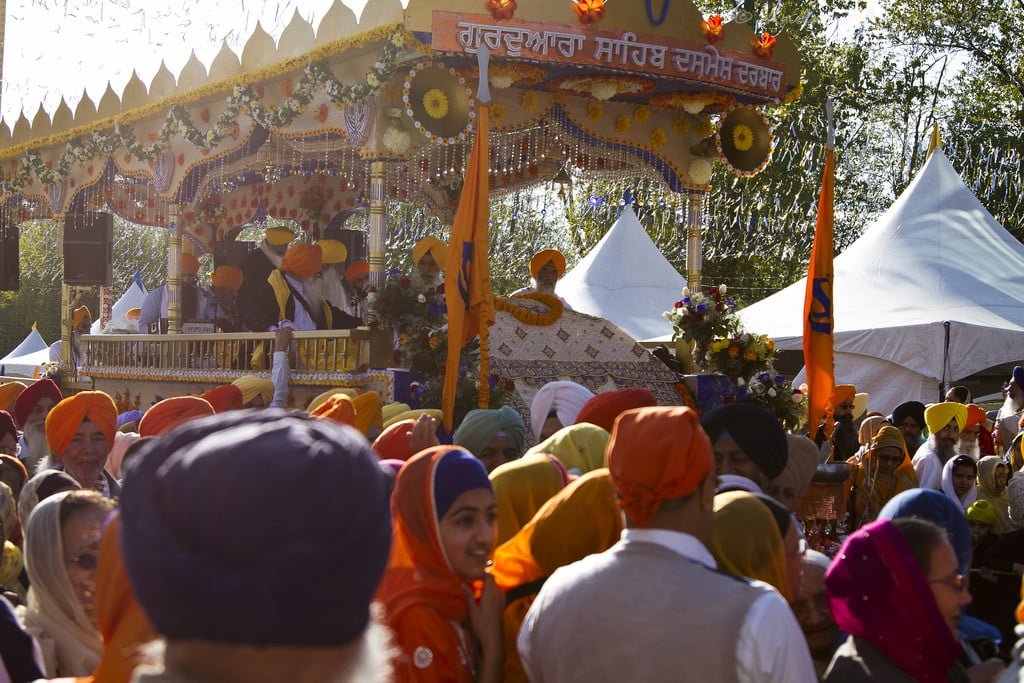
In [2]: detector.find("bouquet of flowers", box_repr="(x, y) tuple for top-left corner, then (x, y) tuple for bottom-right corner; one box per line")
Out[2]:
(735, 371), (807, 432)
(705, 332), (776, 381)
(663, 285), (740, 361)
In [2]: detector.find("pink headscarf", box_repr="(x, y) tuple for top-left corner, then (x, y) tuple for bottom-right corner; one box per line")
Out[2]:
(825, 519), (961, 682)
(105, 431), (141, 480)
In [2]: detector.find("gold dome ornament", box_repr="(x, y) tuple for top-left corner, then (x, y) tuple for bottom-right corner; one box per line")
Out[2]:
(716, 106), (774, 177)
(403, 61), (475, 145)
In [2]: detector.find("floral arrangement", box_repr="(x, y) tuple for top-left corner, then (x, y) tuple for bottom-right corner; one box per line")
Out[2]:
(550, 75), (655, 101)
(704, 332), (775, 381)
(573, 0), (607, 24)
(700, 15), (725, 44)
(402, 62), (475, 146)
(752, 32), (777, 59)
(487, 0), (517, 20)
(461, 62), (547, 89)
(735, 371), (807, 432)
(2, 30), (408, 195)
(650, 91), (735, 115)
(663, 284), (739, 359)
(688, 158), (713, 185)
(496, 292), (564, 326)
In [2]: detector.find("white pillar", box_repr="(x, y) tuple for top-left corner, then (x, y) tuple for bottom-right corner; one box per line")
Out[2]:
(167, 205), (182, 334)
(686, 192), (704, 290)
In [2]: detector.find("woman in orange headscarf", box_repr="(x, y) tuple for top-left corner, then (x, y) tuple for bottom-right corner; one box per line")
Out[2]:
(377, 446), (503, 683)
(845, 424), (919, 531)
(490, 469), (624, 683)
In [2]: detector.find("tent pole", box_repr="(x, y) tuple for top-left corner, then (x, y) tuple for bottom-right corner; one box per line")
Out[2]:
(685, 192), (704, 290)
(940, 320), (950, 401)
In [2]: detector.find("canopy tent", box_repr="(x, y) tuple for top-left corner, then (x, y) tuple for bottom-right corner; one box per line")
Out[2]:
(92, 273), (148, 333)
(0, 326), (50, 377)
(738, 149), (1024, 414)
(559, 206), (686, 341)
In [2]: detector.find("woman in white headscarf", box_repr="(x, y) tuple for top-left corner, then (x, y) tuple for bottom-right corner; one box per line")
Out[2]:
(20, 489), (114, 677)
(529, 381), (594, 442)
(940, 454), (978, 512)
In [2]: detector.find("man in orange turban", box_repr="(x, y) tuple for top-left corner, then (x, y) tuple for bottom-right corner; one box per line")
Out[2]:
(574, 388), (657, 432)
(201, 385), (244, 413)
(203, 265), (244, 332)
(412, 237), (446, 287)
(311, 393), (356, 427)
(44, 391), (121, 495)
(261, 244), (361, 331)
(0, 381), (25, 413)
(517, 405), (817, 681)
(511, 249), (573, 309)
(48, 305), (94, 368)
(138, 396), (215, 438)
(341, 260), (370, 322)
(239, 226), (295, 331)
(958, 403), (992, 459)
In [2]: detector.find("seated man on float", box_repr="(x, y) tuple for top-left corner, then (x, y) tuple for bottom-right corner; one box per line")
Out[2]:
(412, 236), (446, 288)
(511, 249), (573, 310)
(48, 305), (92, 369)
(340, 260), (370, 322)
(138, 254), (204, 333)
(201, 265), (244, 332)
(317, 239), (349, 312)
(239, 226), (295, 331)
(259, 243), (362, 332)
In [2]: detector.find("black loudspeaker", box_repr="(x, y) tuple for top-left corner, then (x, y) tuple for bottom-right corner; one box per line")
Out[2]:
(329, 228), (367, 267)
(0, 228), (18, 291)
(64, 212), (114, 286)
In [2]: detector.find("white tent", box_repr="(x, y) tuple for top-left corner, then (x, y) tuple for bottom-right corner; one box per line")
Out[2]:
(739, 149), (1024, 414)
(92, 274), (148, 333)
(559, 206), (686, 341)
(0, 326), (50, 377)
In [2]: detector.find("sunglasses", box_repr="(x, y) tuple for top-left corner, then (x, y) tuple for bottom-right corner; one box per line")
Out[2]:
(929, 573), (966, 592)
(66, 552), (98, 571)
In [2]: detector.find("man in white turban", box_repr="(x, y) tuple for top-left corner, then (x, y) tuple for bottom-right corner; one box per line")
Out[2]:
(529, 381), (594, 442)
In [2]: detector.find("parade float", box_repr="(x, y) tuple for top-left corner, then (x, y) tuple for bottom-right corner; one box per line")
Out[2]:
(0, 0), (801, 420)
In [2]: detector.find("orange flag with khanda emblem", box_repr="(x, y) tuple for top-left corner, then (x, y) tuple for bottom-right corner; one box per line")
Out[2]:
(804, 145), (836, 444)
(442, 92), (494, 431)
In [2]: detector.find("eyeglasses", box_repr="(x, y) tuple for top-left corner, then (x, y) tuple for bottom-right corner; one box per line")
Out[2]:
(929, 573), (966, 592)
(66, 552), (98, 571)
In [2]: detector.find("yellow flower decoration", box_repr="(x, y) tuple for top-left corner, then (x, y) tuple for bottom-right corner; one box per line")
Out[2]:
(423, 88), (449, 120)
(491, 101), (508, 123)
(587, 102), (604, 121)
(615, 115), (632, 135)
(633, 106), (650, 123)
(521, 90), (539, 111)
(781, 82), (803, 105)
(732, 124), (754, 151)
(649, 127), (667, 148)
(696, 118), (714, 139)
(496, 293), (564, 326)
(673, 116), (690, 136)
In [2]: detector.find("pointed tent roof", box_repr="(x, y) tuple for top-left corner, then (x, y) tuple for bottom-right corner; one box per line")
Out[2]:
(739, 148), (1024, 386)
(559, 206), (686, 341)
(1, 326), (47, 361)
(0, 326), (50, 377)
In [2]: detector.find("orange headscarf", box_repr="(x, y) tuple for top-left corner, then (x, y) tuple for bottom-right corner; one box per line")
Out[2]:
(137, 396), (215, 438)
(372, 419), (417, 461)
(311, 394), (356, 427)
(606, 406), (712, 528)
(529, 249), (566, 279)
(346, 260), (370, 284)
(574, 388), (657, 433)
(72, 306), (93, 329)
(45, 391), (118, 459)
(846, 424), (918, 527)
(88, 513), (156, 683)
(200, 385), (243, 413)
(964, 403), (988, 430)
(280, 243), (323, 278)
(490, 453), (570, 545)
(0, 382), (26, 412)
(210, 265), (243, 290)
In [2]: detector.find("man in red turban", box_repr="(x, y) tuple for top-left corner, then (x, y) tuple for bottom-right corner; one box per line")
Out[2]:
(574, 388), (657, 433)
(517, 406), (816, 681)
(13, 378), (63, 472)
(201, 385), (244, 413)
(138, 396), (215, 438)
(44, 391), (120, 496)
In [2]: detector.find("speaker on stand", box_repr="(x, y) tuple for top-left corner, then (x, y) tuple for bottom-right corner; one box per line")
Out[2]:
(64, 212), (114, 286)
(0, 225), (18, 292)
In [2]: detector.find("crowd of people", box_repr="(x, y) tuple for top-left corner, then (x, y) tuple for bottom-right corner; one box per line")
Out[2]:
(3, 237), (1024, 681)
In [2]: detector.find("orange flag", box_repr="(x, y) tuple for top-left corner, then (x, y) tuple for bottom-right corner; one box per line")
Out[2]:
(442, 100), (494, 431)
(803, 146), (836, 443)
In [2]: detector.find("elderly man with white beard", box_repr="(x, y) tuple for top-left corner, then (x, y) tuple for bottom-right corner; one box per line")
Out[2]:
(257, 243), (363, 332)
(996, 366), (1024, 450)
(12, 378), (63, 474)
(912, 402), (968, 490)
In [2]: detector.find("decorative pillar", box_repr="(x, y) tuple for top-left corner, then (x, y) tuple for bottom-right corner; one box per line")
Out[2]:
(685, 192), (704, 290)
(167, 205), (183, 334)
(368, 160), (387, 288)
(99, 286), (113, 330)
(60, 283), (72, 371)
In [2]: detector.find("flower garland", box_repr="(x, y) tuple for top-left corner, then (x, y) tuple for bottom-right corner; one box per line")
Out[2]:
(496, 292), (564, 326)
(550, 75), (655, 101)
(650, 91), (735, 114)
(460, 62), (547, 89)
(0, 30), (407, 195)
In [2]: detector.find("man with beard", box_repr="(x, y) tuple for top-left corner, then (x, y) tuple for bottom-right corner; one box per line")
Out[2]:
(340, 260), (370, 322)
(255, 243), (362, 332)
(12, 379), (62, 474)
(811, 384), (858, 461)
(239, 226), (294, 331)
(511, 249), (574, 309)
(958, 404), (992, 460)
(996, 366), (1024, 450)
(891, 400), (927, 454)
(48, 305), (92, 368)
(912, 402), (968, 490)
(42, 390), (120, 497)
(316, 238), (348, 312)
(412, 237), (446, 288)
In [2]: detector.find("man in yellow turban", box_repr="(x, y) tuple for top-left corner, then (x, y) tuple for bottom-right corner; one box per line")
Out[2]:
(48, 305), (94, 368)
(239, 226), (295, 331)
(44, 391), (120, 496)
(317, 239), (348, 311)
(0, 382), (25, 414)
(412, 237), (446, 288)
(511, 249), (573, 309)
(232, 376), (276, 409)
(911, 401), (968, 490)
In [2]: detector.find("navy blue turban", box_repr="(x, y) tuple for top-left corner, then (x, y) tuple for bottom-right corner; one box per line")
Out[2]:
(891, 401), (926, 429)
(700, 403), (788, 479)
(120, 409), (391, 646)
(878, 488), (972, 574)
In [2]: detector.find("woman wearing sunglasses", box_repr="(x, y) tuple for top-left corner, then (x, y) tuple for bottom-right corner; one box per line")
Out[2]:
(20, 489), (115, 677)
(824, 517), (973, 682)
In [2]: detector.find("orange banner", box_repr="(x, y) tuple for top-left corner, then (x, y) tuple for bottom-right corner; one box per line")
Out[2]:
(803, 147), (835, 443)
(442, 102), (495, 431)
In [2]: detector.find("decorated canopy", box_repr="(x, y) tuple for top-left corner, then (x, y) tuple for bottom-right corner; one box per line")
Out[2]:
(0, 0), (801, 254)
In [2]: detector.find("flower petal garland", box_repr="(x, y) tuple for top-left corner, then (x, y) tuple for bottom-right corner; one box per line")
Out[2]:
(550, 75), (655, 101)
(700, 15), (725, 44)
(752, 32), (777, 59)
(496, 292), (564, 326)
(649, 91), (735, 115)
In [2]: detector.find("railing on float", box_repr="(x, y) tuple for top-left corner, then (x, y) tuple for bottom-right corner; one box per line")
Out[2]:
(79, 329), (391, 385)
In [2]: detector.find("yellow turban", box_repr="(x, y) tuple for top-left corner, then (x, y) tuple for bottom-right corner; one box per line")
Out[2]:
(412, 237), (446, 266)
(265, 227), (295, 246)
(384, 409), (444, 429)
(924, 402), (968, 435)
(317, 240), (348, 265)
(0, 382), (26, 413)
(45, 391), (118, 460)
(231, 376), (275, 407)
(530, 249), (567, 279)
(352, 391), (383, 435)
(311, 394), (356, 426)
(181, 254), (200, 275)
(72, 306), (92, 329)
(382, 403), (412, 424)
(211, 265), (244, 291)
(281, 244), (323, 279)
(307, 388), (358, 413)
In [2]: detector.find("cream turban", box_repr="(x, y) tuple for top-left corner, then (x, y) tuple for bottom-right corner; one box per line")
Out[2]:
(924, 402), (968, 435)
(529, 381), (595, 441)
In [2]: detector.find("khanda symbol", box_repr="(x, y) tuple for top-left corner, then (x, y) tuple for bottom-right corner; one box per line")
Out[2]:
(808, 275), (833, 334)
(457, 242), (473, 307)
